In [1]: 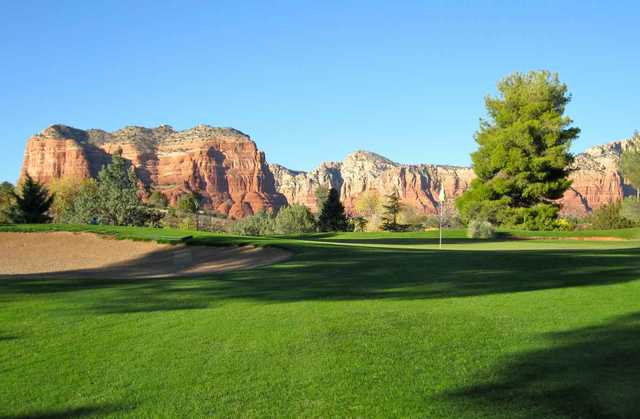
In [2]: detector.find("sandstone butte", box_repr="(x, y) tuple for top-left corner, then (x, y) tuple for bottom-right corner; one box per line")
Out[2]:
(19, 124), (637, 218)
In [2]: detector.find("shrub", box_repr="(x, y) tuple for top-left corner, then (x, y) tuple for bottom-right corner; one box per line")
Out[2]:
(274, 204), (316, 235)
(58, 179), (99, 224)
(228, 212), (275, 236)
(589, 202), (634, 229)
(555, 217), (578, 231)
(467, 220), (496, 239)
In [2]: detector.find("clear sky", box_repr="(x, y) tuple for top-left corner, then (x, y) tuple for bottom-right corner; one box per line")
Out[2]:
(1, 0), (638, 183)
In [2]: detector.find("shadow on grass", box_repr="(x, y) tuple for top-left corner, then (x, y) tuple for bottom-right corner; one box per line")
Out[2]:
(442, 312), (640, 418)
(0, 403), (128, 419)
(1, 240), (640, 315)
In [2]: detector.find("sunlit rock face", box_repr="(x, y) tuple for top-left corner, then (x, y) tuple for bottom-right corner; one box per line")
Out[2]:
(559, 138), (640, 215)
(270, 150), (475, 215)
(20, 124), (636, 217)
(20, 124), (287, 218)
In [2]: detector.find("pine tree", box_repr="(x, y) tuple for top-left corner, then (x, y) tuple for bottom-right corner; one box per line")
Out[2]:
(11, 174), (54, 223)
(381, 190), (402, 231)
(318, 188), (348, 231)
(456, 70), (579, 230)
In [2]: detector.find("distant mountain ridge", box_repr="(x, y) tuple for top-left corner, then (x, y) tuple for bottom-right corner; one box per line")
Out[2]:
(20, 124), (636, 218)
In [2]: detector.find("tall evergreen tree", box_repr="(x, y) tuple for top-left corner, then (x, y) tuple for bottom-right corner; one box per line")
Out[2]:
(620, 131), (640, 200)
(318, 188), (348, 231)
(381, 189), (402, 231)
(11, 174), (54, 223)
(456, 70), (579, 230)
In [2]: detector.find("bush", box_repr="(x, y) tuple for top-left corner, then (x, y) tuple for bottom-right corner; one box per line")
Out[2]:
(555, 216), (578, 231)
(274, 204), (316, 235)
(228, 212), (275, 236)
(589, 202), (634, 229)
(467, 220), (496, 239)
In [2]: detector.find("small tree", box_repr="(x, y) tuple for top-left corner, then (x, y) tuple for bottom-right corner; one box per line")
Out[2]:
(620, 131), (640, 200)
(354, 190), (382, 231)
(274, 204), (316, 234)
(49, 177), (87, 222)
(94, 154), (143, 225)
(381, 190), (402, 231)
(58, 179), (99, 224)
(318, 188), (348, 231)
(11, 174), (54, 223)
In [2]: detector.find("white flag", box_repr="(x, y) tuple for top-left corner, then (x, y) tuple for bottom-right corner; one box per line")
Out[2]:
(438, 186), (446, 203)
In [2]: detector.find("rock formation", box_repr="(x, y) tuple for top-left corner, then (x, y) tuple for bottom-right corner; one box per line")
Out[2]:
(20, 124), (287, 218)
(560, 138), (636, 215)
(20, 123), (637, 218)
(270, 151), (475, 214)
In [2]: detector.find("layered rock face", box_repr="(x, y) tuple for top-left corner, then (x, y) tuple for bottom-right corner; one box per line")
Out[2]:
(270, 151), (475, 214)
(20, 123), (635, 218)
(271, 143), (638, 217)
(21, 124), (286, 218)
(560, 138), (636, 215)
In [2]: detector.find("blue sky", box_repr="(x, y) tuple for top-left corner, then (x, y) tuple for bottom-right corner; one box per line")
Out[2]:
(1, 0), (638, 182)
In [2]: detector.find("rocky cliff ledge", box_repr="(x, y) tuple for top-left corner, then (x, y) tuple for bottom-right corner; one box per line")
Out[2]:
(20, 124), (636, 218)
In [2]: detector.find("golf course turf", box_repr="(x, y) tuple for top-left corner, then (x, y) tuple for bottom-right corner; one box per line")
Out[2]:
(1, 225), (639, 418)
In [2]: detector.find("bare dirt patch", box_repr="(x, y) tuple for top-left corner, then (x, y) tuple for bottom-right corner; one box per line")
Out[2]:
(0, 232), (291, 279)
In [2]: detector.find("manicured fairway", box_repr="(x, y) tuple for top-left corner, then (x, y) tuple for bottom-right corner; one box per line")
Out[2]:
(1, 225), (639, 418)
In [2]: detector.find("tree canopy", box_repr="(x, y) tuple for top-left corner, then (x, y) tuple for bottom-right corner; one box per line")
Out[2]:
(456, 70), (579, 230)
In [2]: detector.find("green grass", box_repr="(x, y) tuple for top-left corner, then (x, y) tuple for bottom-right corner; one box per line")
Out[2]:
(1, 225), (640, 418)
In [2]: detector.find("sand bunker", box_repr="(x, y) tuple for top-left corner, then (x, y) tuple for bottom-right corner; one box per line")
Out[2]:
(0, 232), (290, 279)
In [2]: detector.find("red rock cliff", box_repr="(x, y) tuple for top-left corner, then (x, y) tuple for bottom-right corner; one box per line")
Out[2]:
(20, 124), (286, 218)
